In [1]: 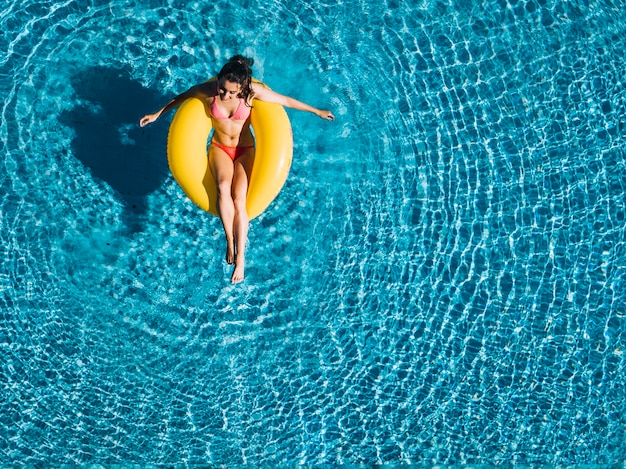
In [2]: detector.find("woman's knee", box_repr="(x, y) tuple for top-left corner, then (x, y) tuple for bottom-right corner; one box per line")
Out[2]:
(232, 193), (247, 212)
(216, 179), (232, 197)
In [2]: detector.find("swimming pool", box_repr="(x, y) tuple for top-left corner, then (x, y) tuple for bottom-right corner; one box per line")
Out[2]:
(1, 0), (625, 465)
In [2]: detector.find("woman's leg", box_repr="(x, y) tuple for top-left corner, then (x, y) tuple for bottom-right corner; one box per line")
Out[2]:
(209, 146), (236, 264)
(230, 148), (255, 283)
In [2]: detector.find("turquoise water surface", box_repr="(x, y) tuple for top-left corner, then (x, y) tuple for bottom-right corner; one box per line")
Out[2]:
(1, 0), (625, 466)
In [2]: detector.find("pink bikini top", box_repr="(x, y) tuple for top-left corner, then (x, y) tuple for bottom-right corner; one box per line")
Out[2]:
(210, 96), (252, 120)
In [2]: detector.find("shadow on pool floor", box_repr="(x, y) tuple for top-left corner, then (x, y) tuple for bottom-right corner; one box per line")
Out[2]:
(59, 65), (172, 233)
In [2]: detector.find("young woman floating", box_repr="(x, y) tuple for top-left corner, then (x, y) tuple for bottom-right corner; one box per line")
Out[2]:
(140, 55), (334, 283)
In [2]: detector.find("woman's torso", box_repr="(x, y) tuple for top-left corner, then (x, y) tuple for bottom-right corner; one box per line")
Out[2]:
(202, 82), (254, 146)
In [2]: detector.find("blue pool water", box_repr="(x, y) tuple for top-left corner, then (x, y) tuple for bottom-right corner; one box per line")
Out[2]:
(1, 0), (625, 465)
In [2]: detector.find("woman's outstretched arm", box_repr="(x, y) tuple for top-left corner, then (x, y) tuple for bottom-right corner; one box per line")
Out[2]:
(251, 83), (335, 121)
(139, 82), (212, 127)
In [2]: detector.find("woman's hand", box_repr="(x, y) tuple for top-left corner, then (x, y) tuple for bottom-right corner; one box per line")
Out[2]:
(318, 110), (335, 121)
(139, 113), (158, 127)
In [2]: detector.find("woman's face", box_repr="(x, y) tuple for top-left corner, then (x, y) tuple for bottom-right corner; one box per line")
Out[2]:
(218, 80), (241, 101)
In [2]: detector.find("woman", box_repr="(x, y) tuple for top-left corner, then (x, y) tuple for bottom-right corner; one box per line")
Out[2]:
(140, 55), (334, 283)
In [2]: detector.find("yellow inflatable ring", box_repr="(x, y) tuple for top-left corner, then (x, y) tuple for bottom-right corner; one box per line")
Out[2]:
(167, 79), (293, 219)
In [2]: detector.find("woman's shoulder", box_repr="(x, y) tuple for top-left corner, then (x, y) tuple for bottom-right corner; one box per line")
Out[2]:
(196, 80), (218, 96)
(250, 81), (271, 100)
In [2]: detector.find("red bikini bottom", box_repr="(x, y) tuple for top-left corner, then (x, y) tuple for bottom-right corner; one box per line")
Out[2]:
(211, 140), (254, 161)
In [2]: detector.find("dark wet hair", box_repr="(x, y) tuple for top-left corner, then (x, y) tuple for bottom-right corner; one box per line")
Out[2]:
(218, 55), (254, 103)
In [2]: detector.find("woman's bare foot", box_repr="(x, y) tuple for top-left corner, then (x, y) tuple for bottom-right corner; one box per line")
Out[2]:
(231, 257), (245, 284)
